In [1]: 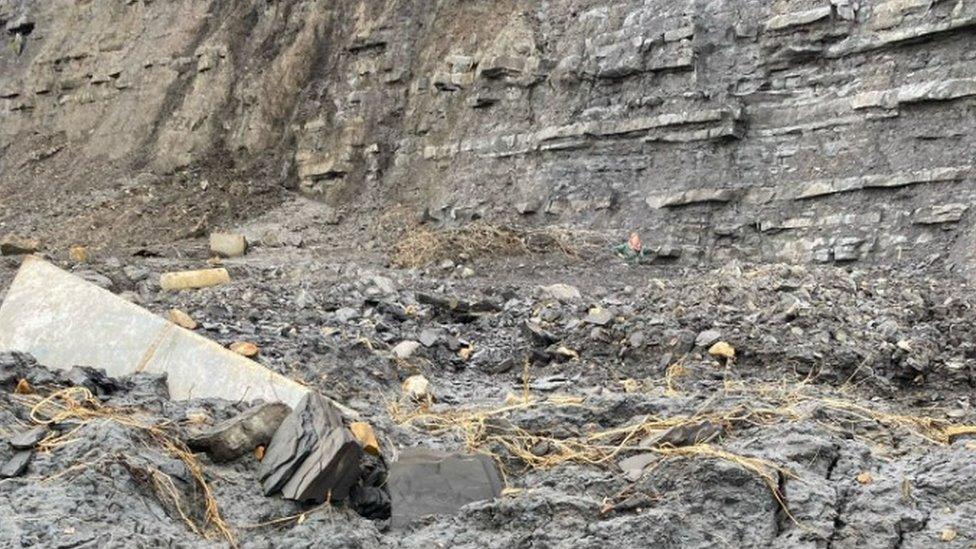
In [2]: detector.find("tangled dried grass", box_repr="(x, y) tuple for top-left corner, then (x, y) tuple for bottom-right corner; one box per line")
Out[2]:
(13, 387), (236, 547)
(390, 381), (976, 522)
(389, 221), (594, 268)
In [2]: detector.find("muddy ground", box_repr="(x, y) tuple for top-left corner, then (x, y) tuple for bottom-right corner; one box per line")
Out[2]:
(1, 197), (976, 548)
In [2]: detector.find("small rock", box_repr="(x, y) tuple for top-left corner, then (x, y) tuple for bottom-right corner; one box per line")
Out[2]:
(188, 402), (291, 462)
(460, 267), (475, 279)
(9, 425), (48, 450)
(229, 341), (259, 357)
(402, 375), (431, 402)
(0, 235), (40, 256)
(168, 309), (197, 330)
(370, 276), (397, 295)
(209, 232), (248, 258)
(392, 340), (421, 359)
(418, 328), (443, 348)
(0, 451), (31, 478)
(940, 529), (957, 542)
(695, 330), (722, 348)
(541, 283), (581, 302)
(350, 422), (381, 455)
(856, 472), (873, 485)
(334, 307), (360, 322)
(642, 421), (724, 448)
(708, 341), (736, 360)
(14, 379), (32, 395)
(69, 246), (88, 263)
(618, 453), (656, 481)
(584, 307), (614, 326)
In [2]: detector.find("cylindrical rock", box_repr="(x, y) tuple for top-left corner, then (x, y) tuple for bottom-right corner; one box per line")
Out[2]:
(160, 268), (230, 291)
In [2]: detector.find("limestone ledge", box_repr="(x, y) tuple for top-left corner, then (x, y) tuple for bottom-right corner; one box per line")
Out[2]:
(419, 107), (741, 161)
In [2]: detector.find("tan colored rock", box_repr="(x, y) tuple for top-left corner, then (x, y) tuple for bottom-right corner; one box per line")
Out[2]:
(209, 232), (248, 258)
(230, 341), (260, 357)
(708, 341), (736, 360)
(402, 375), (431, 402)
(0, 236), (40, 256)
(14, 379), (32, 395)
(159, 268), (230, 291)
(856, 472), (873, 485)
(68, 246), (88, 263)
(350, 422), (381, 455)
(168, 309), (198, 330)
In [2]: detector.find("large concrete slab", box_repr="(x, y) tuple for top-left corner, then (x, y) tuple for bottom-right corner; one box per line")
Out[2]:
(0, 256), (308, 407)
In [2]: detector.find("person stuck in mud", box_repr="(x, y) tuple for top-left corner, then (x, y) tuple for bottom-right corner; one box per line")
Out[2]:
(614, 232), (650, 263)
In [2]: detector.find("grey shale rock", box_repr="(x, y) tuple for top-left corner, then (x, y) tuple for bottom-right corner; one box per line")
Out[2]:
(0, 451), (31, 478)
(8, 425), (48, 450)
(188, 402), (291, 462)
(258, 393), (360, 501)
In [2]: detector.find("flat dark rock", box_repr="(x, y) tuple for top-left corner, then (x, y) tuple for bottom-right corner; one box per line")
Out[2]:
(258, 393), (344, 495)
(188, 402), (291, 462)
(9, 425), (48, 450)
(0, 451), (31, 478)
(280, 427), (362, 503)
(388, 448), (503, 528)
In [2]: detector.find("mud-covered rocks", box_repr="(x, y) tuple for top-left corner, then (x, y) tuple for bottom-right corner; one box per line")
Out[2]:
(188, 402), (290, 462)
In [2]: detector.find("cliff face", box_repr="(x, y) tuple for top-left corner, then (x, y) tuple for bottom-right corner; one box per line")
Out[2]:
(2, 0), (975, 267)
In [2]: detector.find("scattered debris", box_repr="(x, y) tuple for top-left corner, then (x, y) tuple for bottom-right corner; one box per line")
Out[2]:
(388, 448), (503, 528)
(160, 268), (231, 291)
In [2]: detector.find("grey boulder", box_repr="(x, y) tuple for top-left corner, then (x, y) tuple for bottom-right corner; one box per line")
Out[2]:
(188, 402), (291, 462)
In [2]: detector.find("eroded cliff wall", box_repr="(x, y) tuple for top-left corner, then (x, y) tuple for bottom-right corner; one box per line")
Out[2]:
(2, 0), (975, 267)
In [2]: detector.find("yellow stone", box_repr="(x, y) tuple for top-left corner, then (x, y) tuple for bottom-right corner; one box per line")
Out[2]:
(939, 529), (957, 542)
(159, 268), (230, 291)
(230, 341), (259, 357)
(168, 308), (197, 330)
(14, 378), (32, 395)
(350, 422), (381, 455)
(708, 341), (736, 360)
(856, 472), (873, 485)
(68, 245), (88, 263)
